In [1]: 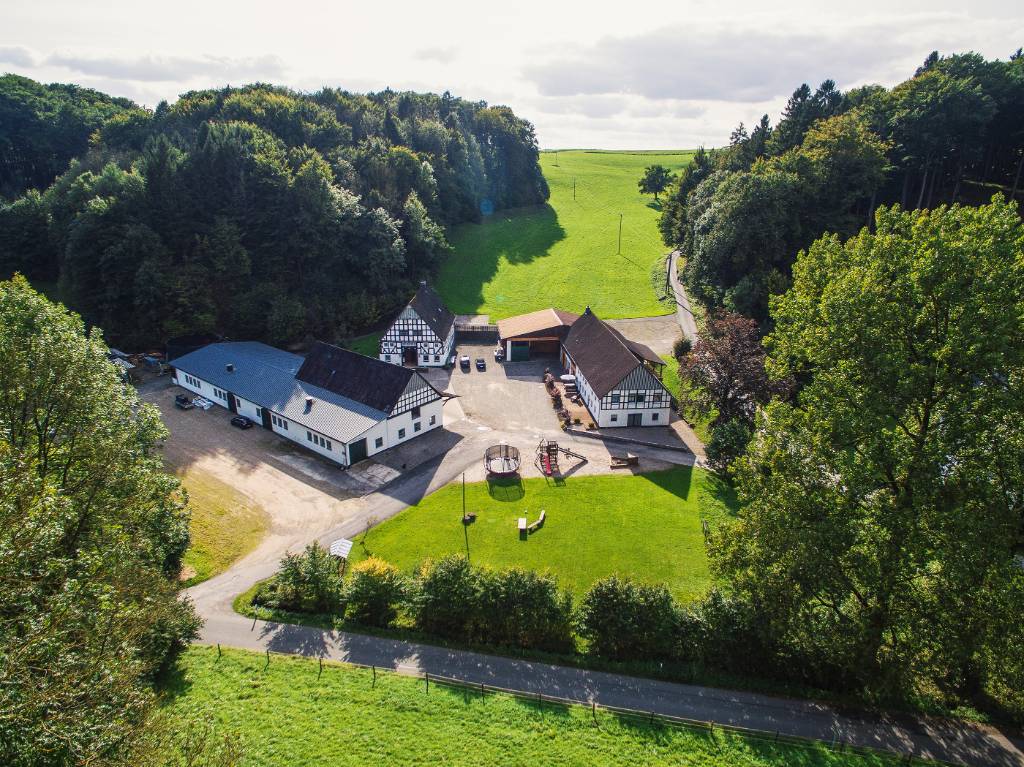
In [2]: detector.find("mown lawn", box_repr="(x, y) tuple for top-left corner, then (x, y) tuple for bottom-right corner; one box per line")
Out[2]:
(350, 466), (737, 603)
(437, 150), (695, 321)
(161, 647), (908, 767)
(179, 468), (269, 586)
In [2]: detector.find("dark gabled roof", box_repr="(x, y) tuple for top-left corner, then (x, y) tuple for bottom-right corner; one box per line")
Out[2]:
(297, 342), (437, 413)
(562, 308), (663, 398)
(408, 282), (455, 340)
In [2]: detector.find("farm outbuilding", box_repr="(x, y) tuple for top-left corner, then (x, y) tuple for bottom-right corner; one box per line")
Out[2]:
(496, 308), (579, 361)
(171, 341), (447, 466)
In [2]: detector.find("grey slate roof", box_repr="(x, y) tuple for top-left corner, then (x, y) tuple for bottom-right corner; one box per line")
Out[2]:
(407, 282), (455, 340)
(170, 342), (387, 443)
(562, 308), (664, 398)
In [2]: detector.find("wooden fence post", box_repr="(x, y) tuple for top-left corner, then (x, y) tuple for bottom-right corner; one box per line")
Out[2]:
(425, 672), (429, 693)
(372, 665), (376, 689)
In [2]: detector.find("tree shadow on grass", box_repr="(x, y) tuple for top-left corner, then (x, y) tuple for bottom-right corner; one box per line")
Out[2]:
(155, 653), (196, 702)
(487, 476), (525, 501)
(637, 464), (694, 502)
(438, 203), (566, 313)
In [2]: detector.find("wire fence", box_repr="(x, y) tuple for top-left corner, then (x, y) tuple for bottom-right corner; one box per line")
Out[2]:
(229, 644), (960, 767)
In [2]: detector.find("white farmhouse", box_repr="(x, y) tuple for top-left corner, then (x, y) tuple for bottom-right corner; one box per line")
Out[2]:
(379, 281), (455, 367)
(171, 341), (445, 466)
(560, 308), (672, 428)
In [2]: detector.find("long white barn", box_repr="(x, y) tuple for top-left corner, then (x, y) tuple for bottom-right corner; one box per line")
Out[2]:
(171, 341), (445, 466)
(379, 281), (455, 367)
(560, 308), (672, 428)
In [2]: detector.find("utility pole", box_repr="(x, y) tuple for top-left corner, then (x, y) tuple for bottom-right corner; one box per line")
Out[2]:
(617, 213), (623, 254)
(554, 151), (559, 167)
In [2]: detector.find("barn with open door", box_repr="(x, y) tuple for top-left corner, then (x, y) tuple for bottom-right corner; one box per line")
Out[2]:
(497, 308), (579, 361)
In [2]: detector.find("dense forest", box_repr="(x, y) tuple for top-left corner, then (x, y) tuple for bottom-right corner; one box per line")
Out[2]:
(661, 50), (1024, 320)
(0, 75), (548, 348)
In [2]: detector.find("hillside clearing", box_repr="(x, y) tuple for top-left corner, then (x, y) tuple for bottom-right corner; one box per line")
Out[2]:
(437, 150), (695, 321)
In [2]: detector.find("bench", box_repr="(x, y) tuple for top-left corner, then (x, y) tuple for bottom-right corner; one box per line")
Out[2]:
(527, 510), (546, 534)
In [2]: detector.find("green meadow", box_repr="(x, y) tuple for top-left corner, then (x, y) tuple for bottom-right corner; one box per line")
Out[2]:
(437, 150), (695, 321)
(160, 647), (912, 767)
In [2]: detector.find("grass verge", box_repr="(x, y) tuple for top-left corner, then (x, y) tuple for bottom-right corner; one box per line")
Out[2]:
(179, 468), (269, 586)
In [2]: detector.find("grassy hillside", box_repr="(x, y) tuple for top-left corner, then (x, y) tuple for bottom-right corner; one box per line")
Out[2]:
(350, 466), (736, 603)
(437, 150), (695, 321)
(162, 647), (908, 767)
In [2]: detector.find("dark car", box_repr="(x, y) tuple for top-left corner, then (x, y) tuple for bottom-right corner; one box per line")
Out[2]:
(460, 354), (471, 371)
(230, 415), (254, 429)
(475, 358), (486, 371)
(174, 394), (195, 410)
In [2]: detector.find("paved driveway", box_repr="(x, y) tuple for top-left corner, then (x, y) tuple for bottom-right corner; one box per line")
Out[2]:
(446, 342), (563, 434)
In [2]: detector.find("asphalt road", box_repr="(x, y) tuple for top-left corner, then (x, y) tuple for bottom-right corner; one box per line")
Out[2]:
(669, 249), (699, 341)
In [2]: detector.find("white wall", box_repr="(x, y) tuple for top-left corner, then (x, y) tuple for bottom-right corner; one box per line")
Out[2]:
(597, 405), (672, 428)
(232, 394), (263, 423)
(385, 398), (444, 445)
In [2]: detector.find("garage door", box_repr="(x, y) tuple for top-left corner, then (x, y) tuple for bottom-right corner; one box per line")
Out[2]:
(509, 341), (530, 361)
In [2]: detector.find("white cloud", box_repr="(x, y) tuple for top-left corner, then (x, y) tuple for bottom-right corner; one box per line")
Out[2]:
(0, 45), (38, 67)
(44, 52), (287, 83)
(414, 47), (458, 65)
(522, 17), (981, 103)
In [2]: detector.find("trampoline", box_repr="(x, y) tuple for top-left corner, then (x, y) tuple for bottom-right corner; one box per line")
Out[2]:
(484, 443), (521, 476)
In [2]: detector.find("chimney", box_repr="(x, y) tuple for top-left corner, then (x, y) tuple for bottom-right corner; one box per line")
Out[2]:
(225, 363), (235, 373)
(305, 396), (314, 413)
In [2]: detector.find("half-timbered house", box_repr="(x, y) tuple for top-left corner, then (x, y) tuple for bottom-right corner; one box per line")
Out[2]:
(171, 341), (445, 466)
(560, 308), (672, 428)
(379, 281), (455, 367)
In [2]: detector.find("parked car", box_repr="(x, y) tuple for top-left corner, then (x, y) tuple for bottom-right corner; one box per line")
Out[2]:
(493, 346), (504, 362)
(460, 354), (471, 371)
(475, 358), (486, 371)
(174, 394), (195, 410)
(230, 415), (254, 429)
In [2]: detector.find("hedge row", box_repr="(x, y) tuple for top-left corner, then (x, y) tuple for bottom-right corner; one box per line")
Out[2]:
(252, 545), (777, 675)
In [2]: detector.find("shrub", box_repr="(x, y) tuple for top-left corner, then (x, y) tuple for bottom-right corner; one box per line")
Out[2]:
(672, 336), (692, 359)
(345, 557), (405, 627)
(704, 418), (752, 473)
(577, 576), (679, 661)
(477, 567), (574, 653)
(412, 555), (479, 638)
(252, 542), (344, 614)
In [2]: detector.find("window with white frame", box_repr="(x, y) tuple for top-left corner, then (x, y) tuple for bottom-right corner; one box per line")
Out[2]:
(651, 412), (659, 421)
(411, 406), (421, 419)
(414, 422), (421, 432)
(272, 414), (288, 430)
(398, 428), (406, 439)
(429, 415), (436, 426)
(374, 437), (383, 448)
(610, 414), (618, 422)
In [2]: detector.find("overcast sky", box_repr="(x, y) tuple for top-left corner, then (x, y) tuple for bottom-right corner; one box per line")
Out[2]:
(3, 0), (1022, 149)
